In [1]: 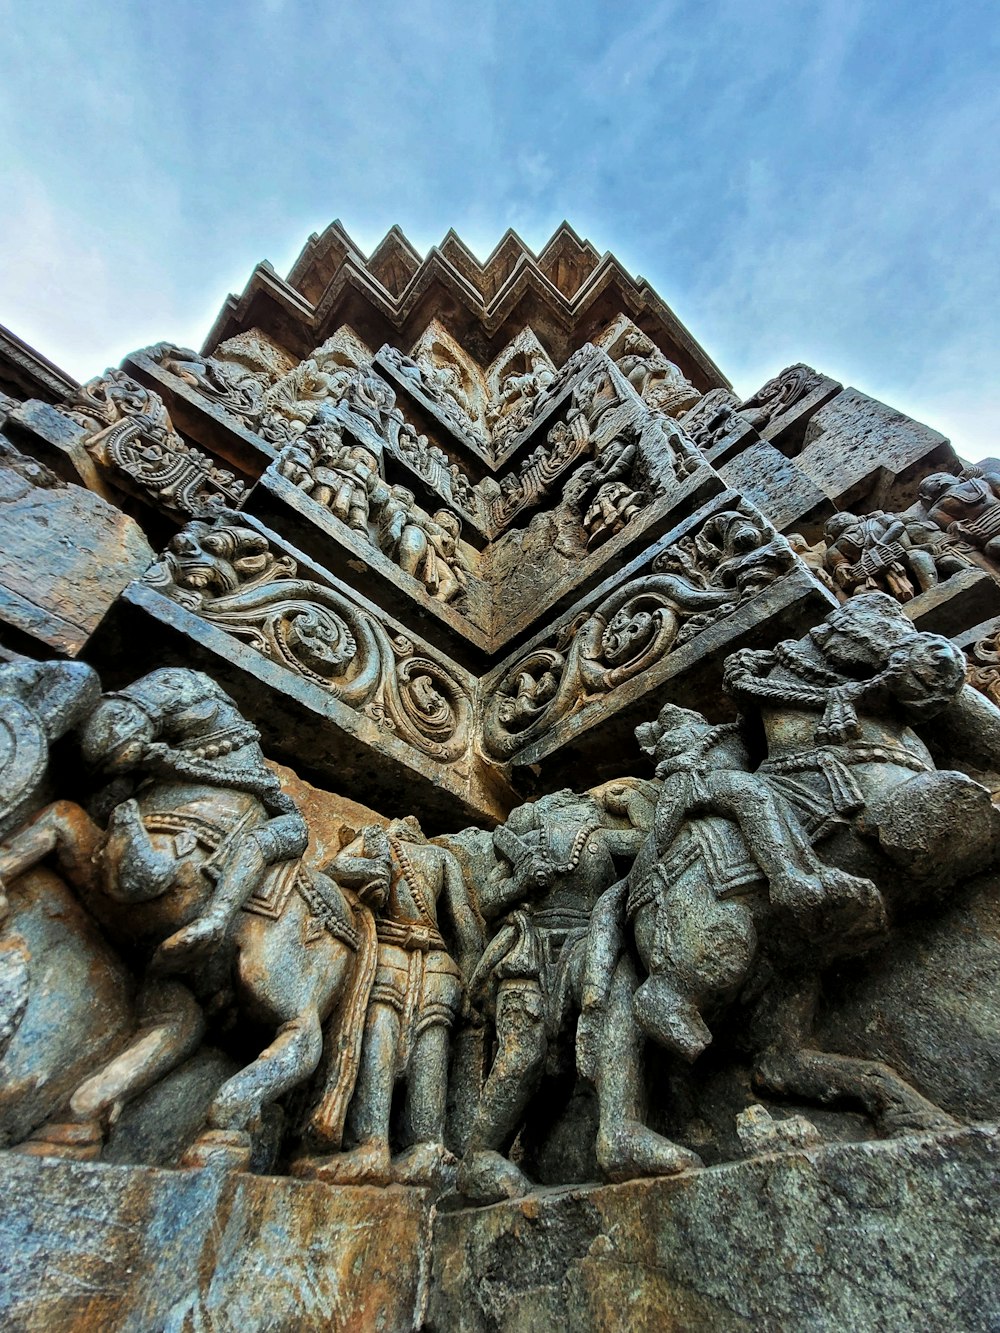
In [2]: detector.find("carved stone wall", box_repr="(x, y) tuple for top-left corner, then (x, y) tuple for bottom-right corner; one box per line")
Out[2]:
(0, 222), (998, 1332)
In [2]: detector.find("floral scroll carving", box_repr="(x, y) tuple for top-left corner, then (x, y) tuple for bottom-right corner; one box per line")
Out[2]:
(144, 518), (472, 761)
(483, 508), (795, 758)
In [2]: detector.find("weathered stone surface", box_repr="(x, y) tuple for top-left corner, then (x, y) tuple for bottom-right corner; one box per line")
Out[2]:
(796, 388), (956, 512)
(719, 439), (829, 537)
(428, 1126), (1000, 1332)
(0, 1155), (430, 1331)
(0, 461), (153, 655)
(0, 869), (134, 1147)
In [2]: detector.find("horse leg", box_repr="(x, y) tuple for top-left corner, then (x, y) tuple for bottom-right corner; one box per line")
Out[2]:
(594, 955), (702, 1182)
(0, 800), (103, 910)
(457, 978), (548, 1204)
(753, 975), (957, 1135)
(17, 978), (204, 1160)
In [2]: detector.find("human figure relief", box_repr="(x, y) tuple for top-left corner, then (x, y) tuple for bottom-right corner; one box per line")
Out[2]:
(0, 669), (374, 1168)
(300, 816), (482, 1186)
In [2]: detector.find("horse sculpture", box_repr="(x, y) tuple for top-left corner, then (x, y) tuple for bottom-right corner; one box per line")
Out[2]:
(0, 667), (380, 1168)
(578, 594), (1000, 1176)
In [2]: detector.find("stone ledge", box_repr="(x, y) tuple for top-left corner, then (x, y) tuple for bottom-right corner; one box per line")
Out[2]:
(428, 1125), (1000, 1332)
(3, 1127), (998, 1331)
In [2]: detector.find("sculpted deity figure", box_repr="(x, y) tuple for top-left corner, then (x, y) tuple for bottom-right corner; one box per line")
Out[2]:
(309, 816), (482, 1185)
(918, 467), (1000, 562)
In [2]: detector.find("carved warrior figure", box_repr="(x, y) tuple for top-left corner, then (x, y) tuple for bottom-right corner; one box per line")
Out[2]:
(485, 352), (556, 444)
(300, 817), (481, 1186)
(579, 593), (1000, 1178)
(457, 790), (649, 1203)
(484, 508), (795, 758)
(918, 467), (1000, 563)
(144, 517), (472, 761)
(0, 667), (375, 1168)
(821, 509), (962, 602)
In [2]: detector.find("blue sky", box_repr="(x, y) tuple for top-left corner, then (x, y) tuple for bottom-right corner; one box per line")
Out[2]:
(1, 0), (997, 453)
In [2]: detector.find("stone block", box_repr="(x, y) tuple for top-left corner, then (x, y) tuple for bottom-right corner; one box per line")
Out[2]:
(0, 464), (154, 656)
(720, 440), (830, 538)
(428, 1126), (1000, 1332)
(756, 371), (842, 454)
(904, 566), (1000, 638)
(0, 1156), (431, 1331)
(5, 399), (111, 497)
(797, 388), (957, 512)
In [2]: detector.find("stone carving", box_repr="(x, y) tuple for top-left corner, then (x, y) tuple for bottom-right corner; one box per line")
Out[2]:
(595, 314), (700, 418)
(737, 363), (824, 429)
(144, 517), (472, 759)
(148, 343), (267, 426)
(917, 467), (1000, 564)
(822, 509), (968, 602)
(381, 344), (488, 447)
(298, 817), (481, 1186)
(483, 508), (795, 758)
(577, 593), (1000, 1179)
(275, 409), (475, 606)
(966, 626), (1000, 709)
(396, 421), (478, 515)
(457, 789), (652, 1203)
(65, 368), (248, 515)
(678, 388), (744, 451)
(277, 409), (381, 533)
(485, 330), (557, 446)
(0, 667), (376, 1168)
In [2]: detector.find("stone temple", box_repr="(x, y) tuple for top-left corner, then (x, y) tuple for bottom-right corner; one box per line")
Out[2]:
(0, 222), (998, 1330)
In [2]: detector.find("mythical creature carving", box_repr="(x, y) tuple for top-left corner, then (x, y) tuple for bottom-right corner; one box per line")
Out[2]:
(483, 508), (795, 758)
(737, 363), (824, 430)
(148, 344), (267, 426)
(0, 667), (379, 1168)
(64, 368), (247, 515)
(574, 593), (1000, 1181)
(144, 518), (472, 760)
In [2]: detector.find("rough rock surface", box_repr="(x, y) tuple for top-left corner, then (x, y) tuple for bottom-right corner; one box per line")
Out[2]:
(428, 1126), (1000, 1332)
(0, 1155), (431, 1332)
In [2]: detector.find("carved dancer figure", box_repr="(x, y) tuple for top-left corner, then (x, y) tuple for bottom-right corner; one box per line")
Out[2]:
(0, 668), (368, 1168)
(310, 816), (481, 1186)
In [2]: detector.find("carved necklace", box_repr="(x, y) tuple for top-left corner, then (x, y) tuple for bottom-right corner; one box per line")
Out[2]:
(175, 721), (261, 760)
